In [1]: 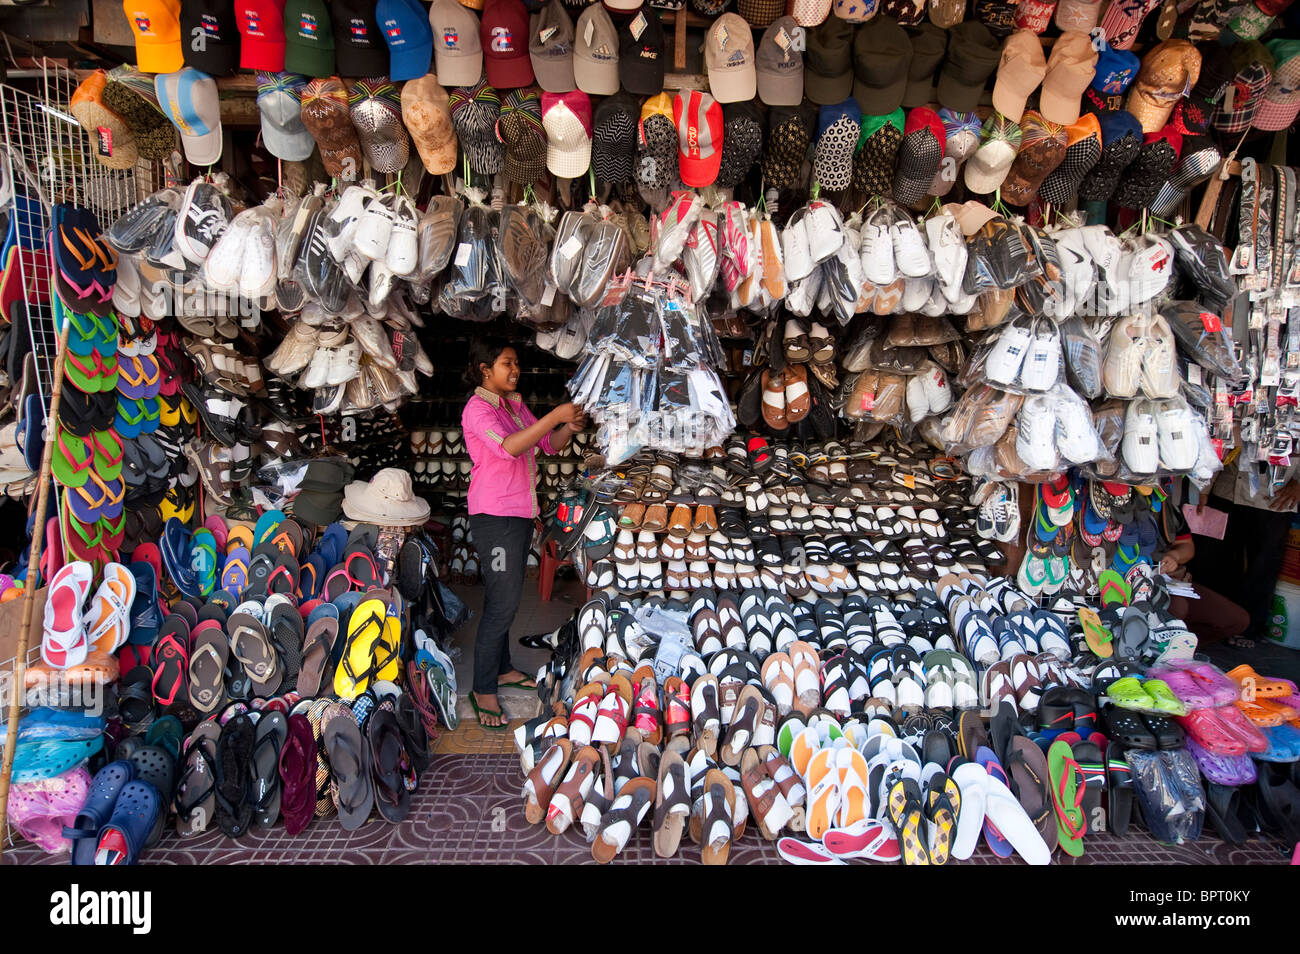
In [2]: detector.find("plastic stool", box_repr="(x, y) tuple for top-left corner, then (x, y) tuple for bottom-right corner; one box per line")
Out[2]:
(538, 537), (571, 602)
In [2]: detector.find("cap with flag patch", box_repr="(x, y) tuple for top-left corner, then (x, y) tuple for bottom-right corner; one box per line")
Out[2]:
(429, 0), (482, 87)
(893, 106), (944, 205)
(330, 0), (388, 76)
(674, 88), (724, 187)
(349, 77), (409, 172)
(705, 13), (757, 103)
(237, 0), (287, 70)
(1039, 30), (1097, 124)
(541, 89), (591, 178)
(182, 0), (240, 76)
(964, 111), (1021, 193)
(402, 72), (459, 174)
(1212, 42), (1274, 133)
(591, 90), (638, 183)
(992, 29), (1046, 122)
(155, 67), (223, 165)
(376, 0), (432, 81)
(300, 75), (363, 177)
(851, 15), (912, 114)
(1036, 110), (1100, 205)
(618, 8), (665, 96)
(529, 0), (575, 92)
(497, 85), (546, 182)
(937, 20), (1002, 113)
(450, 77), (505, 174)
(756, 16), (804, 106)
(1126, 39), (1201, 133)
(256, 71), (315, 160)
(574, 3), (618, 95)
(283, 0), (334, 76)
(125, 0), (185, 73)
(1255, 38), (1300, 131)
(481, 0), (534, 88)
(813, 97), (861, 192)
(1000, 109), (1067, 205)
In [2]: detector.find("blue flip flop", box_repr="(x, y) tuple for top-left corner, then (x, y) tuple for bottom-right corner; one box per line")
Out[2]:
(317, 522), (348, 567)
(126, 561), (161, 646)
(254, 509), (286, 547)
(192, 528), (217, 597)
(94, 779), (161, 865)
(64, 760), (136, 866)
(975, 746), (1015, 858)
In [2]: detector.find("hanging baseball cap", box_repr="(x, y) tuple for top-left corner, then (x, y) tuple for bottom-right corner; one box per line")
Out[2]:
(717, 100), (764, 188)
(1076, 109), (1142, 201)
(1255, 38), (1300, 131)
(497, 86), (546, 182)
(300, 75), (363, 178)
(813, 98), (861, 191)
(834, 0), (881, 22)
(1036, 110), (1100, 204)
(1089, 36), (1139, 106)
(765, 103), (815, 189)
(903, 23), (947, 108)
(237, 0), (287, 71)
(481, 0), (534, 88)
(377, 0), (433, 81)
(674, 88), (724, 187)
(181, 0), (240, 76)
(330, 0), (389, 76)
(991, 28), (1046, 121)
(429, 0), (482, 87)
(70, 72), (138, 171)
(1000, 109), (1066, 204)
(606, 0), (643, 10)
(705, 13), (757, 103)
(1098, 0), (1158, 49)
(974, 0), (1017, 36)
(529, 0), (576, 92)
(638, 92), (679, 189)
(804, 15), (855, 105)
(155, 67), (223, 165)
(789, 0), (833, 26)
(541, 89), (591, 178)
(449, 78), (505, 174)
(124, 0), (185, 73)
(1127, 39), (1201, 133)
(591, 90), (638, 183)
(1054, 0), (1099, 31)
(739, 0), (785, 27)
(256, 71), (315, 160)
(756, 16), (804, 106)
(880, 0), (925, 24)
(1039, 30), (1096, 124)
(618, 8), (665, 96)
(893, 105), (944, 205)
(931, 107), (982, 194)
(964, 111), (1021, 192)
(930, 0), (965, 27)
(937, 21), (1001, 112)
(402, 73), (459, 174)
(1211, 42), (1274, 134)
(573, 3), (618, 95)
(350, 77), (410, 172)
(853, 107), (903, 193)
(851, 15), (912, 114)
(283, 0), (334, 76)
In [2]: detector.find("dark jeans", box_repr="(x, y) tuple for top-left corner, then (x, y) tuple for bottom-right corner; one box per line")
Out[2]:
(468, 514), (532, 696)
(1169, 583), (1251, 645)
(1188, 496), (1294, 637)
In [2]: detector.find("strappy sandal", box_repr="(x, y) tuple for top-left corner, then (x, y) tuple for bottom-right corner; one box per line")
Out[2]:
(547, 744), (600, 835)
(652, 747), (691, 857)
(592, 775), (656, 864)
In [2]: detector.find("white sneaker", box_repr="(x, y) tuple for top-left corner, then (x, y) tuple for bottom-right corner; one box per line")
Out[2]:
(1020, 321), (1061, 392)
(353, 193), (394, 262)
(386, 196), (419, 276)
(1051, 226), (1095, 314)
(368, 260), (396, 309)
(920, 282), (949, 316)
(920, 362), (951, 413)
(326, 184), (374, 260)
(926, 210), (968, 301)
(239, 212), (277, 300)
(1122, 399), (1159, 474)
(1140, 312), (1178, 398)
(1054, 390), (1099, 463)
(859, 207), (895, 285)
(1103, 313), (1146, 398)
(902, 276), (933, 312)
(1156, 401), (1198, 470)
(947, 291), (978, 314)
(1016, 395), (1058, 472)
(203, 210), (253, 291)
(807, 201), (845, 264)
(907, 374), (929, 424)
(786, 271), (819, 316)
(891, 213), (932, 278)
(782, 213), (814, 283)
(1128, 234), (1173, 305)
(985, 320), (1033, 385)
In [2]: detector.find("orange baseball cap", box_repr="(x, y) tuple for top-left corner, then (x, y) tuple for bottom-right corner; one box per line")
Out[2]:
(122, 0), (185, 73)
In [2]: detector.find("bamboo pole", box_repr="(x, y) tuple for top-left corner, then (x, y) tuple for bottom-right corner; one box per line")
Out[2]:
(0, 316), (73, 862)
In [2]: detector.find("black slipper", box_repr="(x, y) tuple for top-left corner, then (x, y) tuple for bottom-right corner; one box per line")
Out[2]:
(1106, 753), (1134, 837)
(1204, 781), (1251, 845)
(215, 714), (255, 838)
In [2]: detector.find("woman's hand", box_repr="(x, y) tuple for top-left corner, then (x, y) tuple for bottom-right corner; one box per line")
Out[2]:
(1159, 555), (1180, 575)
(552, 402), (584, 427)
(566, 411), (588, 433)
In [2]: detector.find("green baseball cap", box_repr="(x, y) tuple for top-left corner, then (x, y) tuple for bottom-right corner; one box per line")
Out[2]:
(284, 0), (336, 77)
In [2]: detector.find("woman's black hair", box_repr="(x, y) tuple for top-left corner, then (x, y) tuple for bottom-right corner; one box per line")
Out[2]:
(464, 336), (513, 391)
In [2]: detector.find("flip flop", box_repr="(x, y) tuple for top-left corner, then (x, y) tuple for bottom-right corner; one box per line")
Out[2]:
(470, 692), (508, 729)
(1047, 739), (1086, 858)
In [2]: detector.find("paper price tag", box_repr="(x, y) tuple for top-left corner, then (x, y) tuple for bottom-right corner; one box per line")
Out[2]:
(584, 19), (594, 45)
(454, 243), (472, 268)
(774, 27), (790, 50)
(1188, 364), (1202, 386)
(901, 473), (915, 490)
(539, 25), (556, 42)
(559, 235), (582, 258)
(631, 11), (646, 40)
(541, 281), (557, 306)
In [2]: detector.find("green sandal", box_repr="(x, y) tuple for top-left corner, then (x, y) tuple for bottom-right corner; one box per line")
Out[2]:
(470, 693), (509, 730)
(1105, 676), (1156, 713)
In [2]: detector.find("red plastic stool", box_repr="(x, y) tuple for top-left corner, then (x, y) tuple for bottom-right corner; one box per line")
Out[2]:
(538, 537), (571, 601)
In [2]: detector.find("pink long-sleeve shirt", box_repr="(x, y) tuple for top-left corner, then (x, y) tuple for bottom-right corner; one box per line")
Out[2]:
(462, 387), (555, 519)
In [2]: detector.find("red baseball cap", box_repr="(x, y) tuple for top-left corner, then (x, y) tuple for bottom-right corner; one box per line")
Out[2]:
(904, 106), (946, 157)
(236, 0), (288, 71)
(673, 89), (724, 188)
(480, 0), (534, 89)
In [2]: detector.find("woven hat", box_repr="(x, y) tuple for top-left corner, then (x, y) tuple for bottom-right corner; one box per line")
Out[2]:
(181, 0), (240, 76)
(937, 20), (1001, 112)
(756, 16), (804, 106)
(789, 0), (833, 25)
(255, 71), (316, 161)
(814, 98), (862, 191)
(497, 85), (546, 182)
(402, 72), (459, 174)
(853, 108), (904, 194)
(343, 468), (430, 526)
(738, 0), (785, 27)
(1255, 38), (1300, 131)
(804, 15), (855, 105)
(541, 88), (591, 178)
(591, 90), (638, 184)
(992, 28), (1046, 121)
(449, 76), (505, 175)
(1075, 108), (1142, 201)
(1000, 108), (1066, 204)
(638, 92), (679, 189)
(893, 105), (944, 205)
(706, 13), (758, 103)
(429, 0), (483, 87)
(529, 0), (576, 92)
(300, 75), (363, 178)
(1126, 39), (1201, 133)
(717, 100), (764, 188)
(349, 77), (410, 173)
(573, 3), (619, 95)
(674, 88), (724, 187)
(930, 107), (982, 194)
(903, 23), (948, 108)
(964, 111), (1021, 192)
(851, 15), (913, 114)
(618, 9), (665, 95)
(763, 103), (815, 189)
(330, 0), (388, 76)
(1211, 42), (1275, 133)
(236, 0), (287, 71)
(481, 0), (534, 88)
(1036, 110), (1100, 205)
(70, 72), (139, 171)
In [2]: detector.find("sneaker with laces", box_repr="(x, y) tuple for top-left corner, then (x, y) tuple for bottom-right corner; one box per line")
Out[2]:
(1016, 394), (1058, 472)
(1102, 313), (1146, 398)
(782, 210), (814, 283)
(926, 210), (968, 301)
(1156, 401), (1198, 470)
(174, 180), (232, 264)
(1020, 320), (1061, 391)
(1140, 312), (1178, 398)
(806, 201), (845, 264)
(108, 188), (183, 252)
(985, 320), (1033, 385)
(891, 212), (932, 278)
(859, 207), (895, 285)
(1054, 389), (1099, 463)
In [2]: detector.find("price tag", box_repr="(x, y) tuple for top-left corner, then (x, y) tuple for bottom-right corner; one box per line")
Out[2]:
(1200, 311), (1222, 333)
(559, 235), (582, 258)
(631, 11), (646, 40)
(454, 243), (472, 268)
(584, 19), (594, 45)
(539, 25), (556, 42)
(541, 281), (557, 306)
(1188, 364), (1202, 386)
(901, 473), (915, 490)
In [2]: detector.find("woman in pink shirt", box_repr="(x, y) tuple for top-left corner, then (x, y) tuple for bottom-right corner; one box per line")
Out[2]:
(461, 338), (585, 728)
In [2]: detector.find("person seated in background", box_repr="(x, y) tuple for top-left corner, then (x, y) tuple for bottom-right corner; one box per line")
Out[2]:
(1158, 502), (1251, 647)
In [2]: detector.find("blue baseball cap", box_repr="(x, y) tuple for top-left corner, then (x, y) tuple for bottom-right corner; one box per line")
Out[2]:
(817, 97), (862, 138)
(154, 67), (223, 166)
(1091, 40), (1140, 96)
(376, 0), (433, 82)
(1097, 109), (1142, 146)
